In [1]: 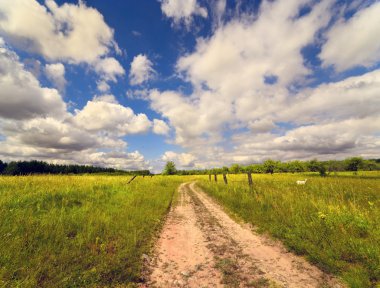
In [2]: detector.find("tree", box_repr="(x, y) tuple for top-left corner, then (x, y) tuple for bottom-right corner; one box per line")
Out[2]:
(229, 164), (241, 174)
(317, 163), (327, 177)
(308, 159), (320, 172)
(0, 160), (7, 174)
(345, 157), (363, 172)
(162, 161), (177, 175)
(3, 161), (20, 175)
(287, 160), (305, 173)
(263, 159), (279, 174)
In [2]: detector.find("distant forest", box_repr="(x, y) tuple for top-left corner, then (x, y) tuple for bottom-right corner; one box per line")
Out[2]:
(0, 157), (379, 176)
(0, 160), (151, 176)
(172, 157), (380, 176)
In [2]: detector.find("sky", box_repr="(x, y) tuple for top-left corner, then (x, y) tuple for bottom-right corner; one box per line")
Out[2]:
(0, 0), (379, 172)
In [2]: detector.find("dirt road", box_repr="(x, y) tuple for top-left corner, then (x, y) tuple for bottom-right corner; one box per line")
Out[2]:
(145, 182), (344, 287)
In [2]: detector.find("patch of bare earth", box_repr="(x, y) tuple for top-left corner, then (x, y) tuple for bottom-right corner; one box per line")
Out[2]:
(145, 182), (345, 288)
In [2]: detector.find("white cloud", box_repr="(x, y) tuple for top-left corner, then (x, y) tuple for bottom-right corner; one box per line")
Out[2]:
(160, 0), (208, 27)
(149, 89), (228, 146)
(149, 0), (333, 147)
(0, 0), (125, 89)
(211, 0), (227, 28)
(153, 119), (170, 135)
(96, 80), (110, 92)
(126, 89), (150, 100)
(279, 69), (380, 123)
(129, 54), (155, 85)
(320, 2), (380, 71)
(0, 43), (149, 170)
(45, 63), (66, 92)
(0, 40), (66, 120)
(147, 0), (380, 168)
(248, 119), (277, 133)
(94, 57), (125, 82)
(2, 117), (98, 151)
(177, 0), (332, 93)
(231, 116), (380, 162)
(74, 98), (152, 136)
(0, 0), (117, 64)
(92, 94), (118, 104)
(0, 137), (148, 170)
(162, 151), (197, 168)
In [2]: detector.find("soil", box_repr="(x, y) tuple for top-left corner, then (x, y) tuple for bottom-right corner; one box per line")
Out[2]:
(144, 182), (345, 288)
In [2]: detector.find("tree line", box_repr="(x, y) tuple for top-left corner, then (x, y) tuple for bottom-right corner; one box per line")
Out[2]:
(0, 160), (151, 176)
(163, 157), (380, 176)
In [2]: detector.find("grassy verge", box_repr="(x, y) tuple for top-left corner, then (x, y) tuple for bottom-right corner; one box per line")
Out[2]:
(0, 175), (188, 287)
(198, 172), (380, 288)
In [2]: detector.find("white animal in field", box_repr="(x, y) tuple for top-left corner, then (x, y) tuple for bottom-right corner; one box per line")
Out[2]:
(296, 179), (308, 185)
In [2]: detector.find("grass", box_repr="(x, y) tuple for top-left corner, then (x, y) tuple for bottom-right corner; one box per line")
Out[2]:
(198, 172), (380, 288)
(1, 172), (379, 287)
(0, 175), (190, 287)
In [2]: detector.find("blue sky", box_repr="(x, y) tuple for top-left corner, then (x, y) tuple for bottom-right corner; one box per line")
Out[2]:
(0, 0), (379, 172)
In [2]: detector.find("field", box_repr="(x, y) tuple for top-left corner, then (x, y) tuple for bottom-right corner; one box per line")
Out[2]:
(198, 172), (380, 287)
(0, 172), (379, 287)
(0, 175), (191, 287)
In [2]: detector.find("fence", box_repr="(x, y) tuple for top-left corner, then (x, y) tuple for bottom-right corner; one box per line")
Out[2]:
(210, 173), (254, 188)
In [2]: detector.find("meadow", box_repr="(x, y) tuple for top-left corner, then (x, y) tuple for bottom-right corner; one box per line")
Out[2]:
(0, 172), (379, 288)
(0, 175), (190, 287)
(198, 172), (380, 288)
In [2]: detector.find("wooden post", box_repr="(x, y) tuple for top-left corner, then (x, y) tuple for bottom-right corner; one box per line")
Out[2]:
(247, 172), (253, 187)
(127, 175), (137, 184)
(209, 174), (211, 181)
(214, 174), (217, 182)
(223, 174), (228, 185)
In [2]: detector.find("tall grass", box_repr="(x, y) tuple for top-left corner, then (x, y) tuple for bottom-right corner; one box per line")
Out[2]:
(198, 172), (380, 288)
(0, 175), (187, 287)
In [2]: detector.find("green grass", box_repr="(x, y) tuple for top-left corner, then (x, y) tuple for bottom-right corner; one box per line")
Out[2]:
(0, 175), (190, 287)
(198, 172), (380, 288)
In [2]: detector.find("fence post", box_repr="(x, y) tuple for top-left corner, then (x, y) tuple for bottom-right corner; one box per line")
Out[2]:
(214, 174), (217, 182)
(127, 175), (137, 184)
(209, 174), (211, 181)
(223, 173), (228, 185)
(247, 172), (253, 187)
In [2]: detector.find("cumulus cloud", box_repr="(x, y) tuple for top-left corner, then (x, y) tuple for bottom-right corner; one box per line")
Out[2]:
(2, 117), (98, 151)
(45, 63), (66, 92)
(279, 69), (380, 123)
(0, 40), (66, 120)
(160, 0), (208, 27)
(0, 0), (125, 89)
(0, 136), (148, 170)
(153, 119), (170, 135)
(149, 89), (228, 146)
(129, 54), (155, 85)
(320, 2), (380, 71)
(0, 41), (150, 170)
(149, 0), (333, 146)
(74, 97), (152, 136)
(0, 0), (117, 63)
(162, 151), (197, 168)
(96, 80), (110, 92)
(0, 108), (151, 169)
(231, 116), (380, 162)
(147, 0), (380, 167)
(211, 0), (227, 28)
(94, 57), (125, 82)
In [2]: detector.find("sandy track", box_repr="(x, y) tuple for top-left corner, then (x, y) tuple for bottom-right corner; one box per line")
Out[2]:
(147, 183), (223, 287)
(146, 182), (344, 288)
